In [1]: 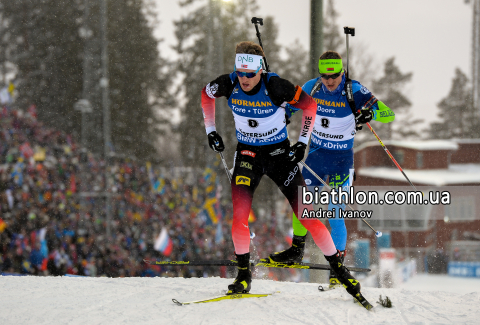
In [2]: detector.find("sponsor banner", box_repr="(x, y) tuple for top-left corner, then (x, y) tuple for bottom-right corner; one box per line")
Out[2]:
(269, 148), (285, 156)
(240, 161), (253, 170)
(310, 136), (354, 150)
(240, 150), (256, 157)
(205, 83), (218, 99)
(235, 128), (287, 146)
(448, 262), (480, 278)
(284, 166), (299, 186)
(236, 176), (251, 186)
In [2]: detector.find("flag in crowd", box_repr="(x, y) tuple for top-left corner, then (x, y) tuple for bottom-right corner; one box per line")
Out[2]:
(154, 228), (173, 256)
(146, 162), (165, 194)
(0, 82), (15, 104)
(0, 218), (6, 233)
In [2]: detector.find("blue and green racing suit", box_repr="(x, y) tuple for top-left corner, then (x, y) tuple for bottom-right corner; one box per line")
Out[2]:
(286, 74), (394, 251)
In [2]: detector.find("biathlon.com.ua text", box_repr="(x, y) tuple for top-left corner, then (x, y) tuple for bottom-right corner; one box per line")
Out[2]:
(302, 186), (451, 206)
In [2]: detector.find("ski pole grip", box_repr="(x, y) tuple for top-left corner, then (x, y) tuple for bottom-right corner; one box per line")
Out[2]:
(251, 17), (263, 25)
(343, 26), (355, 36)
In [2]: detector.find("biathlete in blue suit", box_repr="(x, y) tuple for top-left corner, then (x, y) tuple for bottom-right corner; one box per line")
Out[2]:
(269, 50), (395, 287)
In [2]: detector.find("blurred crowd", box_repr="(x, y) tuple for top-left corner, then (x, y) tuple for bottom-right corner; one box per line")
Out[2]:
(0, 106), (289, 279)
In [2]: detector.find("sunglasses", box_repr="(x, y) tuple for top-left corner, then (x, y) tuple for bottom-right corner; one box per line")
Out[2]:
(234, 65), (261, 78)
(320, 71), (343, 80)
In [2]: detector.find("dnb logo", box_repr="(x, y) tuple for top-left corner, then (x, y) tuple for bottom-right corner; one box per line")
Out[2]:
(248, 119), (259, 128)
(236, 176), (251, 186)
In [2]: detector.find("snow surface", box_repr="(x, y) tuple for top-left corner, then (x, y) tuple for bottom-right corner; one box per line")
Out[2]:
(1, 275), (479, 325)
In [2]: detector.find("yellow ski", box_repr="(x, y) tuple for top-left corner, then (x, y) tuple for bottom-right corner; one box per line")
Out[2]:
(172, 293), (273, 306)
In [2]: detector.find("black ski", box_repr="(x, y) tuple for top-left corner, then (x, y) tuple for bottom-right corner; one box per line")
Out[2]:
(352, 293), (375, 310)
(143, 258), (371, 272)
(318, 285), (374, 310)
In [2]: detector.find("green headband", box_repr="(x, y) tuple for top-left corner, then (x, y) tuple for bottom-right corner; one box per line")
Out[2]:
(318, 59), (343, 74)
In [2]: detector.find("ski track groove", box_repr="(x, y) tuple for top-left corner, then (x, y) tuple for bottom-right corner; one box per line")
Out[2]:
(419, 299), (454, 324)
(316, 306), (338, 325)
(313, 292), (340, 325)
(397, 308), (411, 325)
(400, 294), (454, 324)
(346, 306), (351, 325)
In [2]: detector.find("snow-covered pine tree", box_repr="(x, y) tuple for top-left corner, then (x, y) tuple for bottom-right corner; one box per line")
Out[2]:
(426, 68), (477, 139)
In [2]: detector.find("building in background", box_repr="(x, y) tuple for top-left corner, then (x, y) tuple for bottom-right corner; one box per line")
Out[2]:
(348, 139), (480, 273)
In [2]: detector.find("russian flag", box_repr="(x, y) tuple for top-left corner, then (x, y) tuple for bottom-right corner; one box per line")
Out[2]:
(154, 228), (173, 256)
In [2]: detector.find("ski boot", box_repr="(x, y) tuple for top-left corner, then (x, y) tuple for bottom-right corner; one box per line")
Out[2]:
(227, 253), (252, 294)
(326, 250), (374, 310)
(269, 235), (306, 263)
(325, 250), (360, 296)
(328, 250), (346, 289)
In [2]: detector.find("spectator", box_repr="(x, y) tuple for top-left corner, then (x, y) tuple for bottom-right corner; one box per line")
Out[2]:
(0, 105), (293, 280)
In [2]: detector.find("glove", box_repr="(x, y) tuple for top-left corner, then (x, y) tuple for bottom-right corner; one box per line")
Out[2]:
(355, 108), (373, 125)
(207, 131), (225, 152)
(287, 142), (307, 163)
(284, 114), (291, 125)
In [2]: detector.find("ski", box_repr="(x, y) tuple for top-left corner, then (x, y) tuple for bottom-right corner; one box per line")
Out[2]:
(144, 259), (238, 267)
(143, 258), (371, 272)
(318, 285), (374, 310)
(317, 284), (341, 292)
(353, 293), (375, 310)
(172, 293), (273, 306)
(256, 258), (371, 272)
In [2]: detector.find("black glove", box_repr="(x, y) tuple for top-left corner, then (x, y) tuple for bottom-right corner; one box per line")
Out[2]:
(284, 114), (291, 125)
(287, 142), (307, 163)
(207, 131), (225, 152)
(355, 108), (373, 125)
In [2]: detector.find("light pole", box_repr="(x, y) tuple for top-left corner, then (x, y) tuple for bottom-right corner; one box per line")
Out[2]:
(101, 0), (112, 238)
(310, 0), (323, 79)
(308, 0), (327, 284)
(472, 0), (480, 117)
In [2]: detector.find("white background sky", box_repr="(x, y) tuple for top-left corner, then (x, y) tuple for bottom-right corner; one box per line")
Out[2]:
(154, 0), (473, 135)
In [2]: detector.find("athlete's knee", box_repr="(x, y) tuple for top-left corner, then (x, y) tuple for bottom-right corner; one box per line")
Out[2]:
(328, 218), (346, 229)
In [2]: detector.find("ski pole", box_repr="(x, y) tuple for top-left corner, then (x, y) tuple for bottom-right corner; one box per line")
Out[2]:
(300, 161), (382, 237)
(251, 17), (270, 72)
(364, 122), (419, 191)
(343, 26), (355, 79)
(219, 152), (232, 183)
(343, 26), (418, 191)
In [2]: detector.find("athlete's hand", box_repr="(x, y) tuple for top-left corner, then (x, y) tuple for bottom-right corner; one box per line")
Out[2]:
(355, 108), (373, 125)
(207, 131), (225, 152)
(287, 142), (307, 163)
